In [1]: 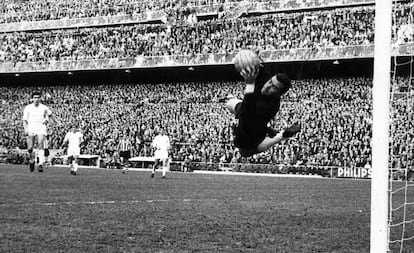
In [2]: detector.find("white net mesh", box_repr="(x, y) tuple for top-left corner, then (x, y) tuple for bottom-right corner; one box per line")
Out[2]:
(388, 1), (414, 252)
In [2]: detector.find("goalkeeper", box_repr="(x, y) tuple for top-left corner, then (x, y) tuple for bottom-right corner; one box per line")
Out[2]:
(226, 51), (300, 157)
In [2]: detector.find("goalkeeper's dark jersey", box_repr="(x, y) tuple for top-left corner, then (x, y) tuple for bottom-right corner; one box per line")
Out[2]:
(233, 66), (280, 149)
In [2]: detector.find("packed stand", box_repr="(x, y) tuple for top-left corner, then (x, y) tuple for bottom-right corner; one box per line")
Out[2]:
(0, 7), (377, 62)
(1, 0), (198, 23)
(0, 0), (373, 24)
(2, 3), (413, 67)
(390, 91), (414, 177)
(2, 76), (412, 171)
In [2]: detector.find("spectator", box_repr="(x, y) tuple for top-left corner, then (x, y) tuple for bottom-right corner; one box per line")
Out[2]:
(0, 76), (412, 171)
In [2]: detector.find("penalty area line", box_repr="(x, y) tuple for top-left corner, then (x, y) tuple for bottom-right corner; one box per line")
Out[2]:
(0, 198), (219, 208)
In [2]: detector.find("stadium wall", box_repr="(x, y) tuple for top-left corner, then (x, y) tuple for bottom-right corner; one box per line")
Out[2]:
(1, 57), (412, 86)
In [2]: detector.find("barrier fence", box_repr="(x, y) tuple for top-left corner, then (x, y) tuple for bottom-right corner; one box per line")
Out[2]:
(1, 43), (413, 73)
(2, 150), (413, 181)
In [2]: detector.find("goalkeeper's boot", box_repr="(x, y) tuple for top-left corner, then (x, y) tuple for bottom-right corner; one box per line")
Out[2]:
(283, 124), (301, 138)
(266, 127), (278, 138)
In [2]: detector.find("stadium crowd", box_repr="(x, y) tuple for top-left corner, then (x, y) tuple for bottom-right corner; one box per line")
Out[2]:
(1, 1), (413, 171)
(1, 7), (373, 63)
(390, 90), (414, 173)
(0, 0), (374, 24)
(1, 3), (413, 67)
(1, 0), (207, 23)
(1, 76), (412, 170)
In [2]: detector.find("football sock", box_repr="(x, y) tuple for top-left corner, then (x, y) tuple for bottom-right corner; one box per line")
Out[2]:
(72, 161), (78, 172)
(38, 149), (45, 165)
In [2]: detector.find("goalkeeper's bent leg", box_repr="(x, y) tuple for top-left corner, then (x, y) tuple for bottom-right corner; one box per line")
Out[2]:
(256, 124), (301, 154)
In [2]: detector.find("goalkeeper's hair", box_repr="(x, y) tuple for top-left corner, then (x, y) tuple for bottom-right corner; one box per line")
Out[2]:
(276, 73), (291, 95)
(31, 90), (42, 97)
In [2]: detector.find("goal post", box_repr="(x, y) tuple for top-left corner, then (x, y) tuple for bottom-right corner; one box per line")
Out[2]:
(370, 0), (392, 252)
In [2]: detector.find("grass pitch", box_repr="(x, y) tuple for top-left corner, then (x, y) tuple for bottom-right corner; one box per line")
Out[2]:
(0, 164), (411, 252)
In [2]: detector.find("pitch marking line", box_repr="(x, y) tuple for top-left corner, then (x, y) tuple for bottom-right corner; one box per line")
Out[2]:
(0, 198), (219, 208)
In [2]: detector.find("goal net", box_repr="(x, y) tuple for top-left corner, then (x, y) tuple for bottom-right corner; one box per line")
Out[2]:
(371, 0), (414, 252)
(388, 1), (414, 251)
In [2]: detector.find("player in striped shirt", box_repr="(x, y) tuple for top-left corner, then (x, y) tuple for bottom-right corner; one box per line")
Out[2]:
(118, 134), (132, 173)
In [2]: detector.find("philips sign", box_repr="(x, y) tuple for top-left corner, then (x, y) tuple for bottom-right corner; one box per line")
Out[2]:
(337, 168), (372, 179)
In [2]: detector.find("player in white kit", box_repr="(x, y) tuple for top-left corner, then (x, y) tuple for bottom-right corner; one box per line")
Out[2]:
(62, 125), (83, 175)
(22, 91), (52, 172)
(151, 127), (171, 179)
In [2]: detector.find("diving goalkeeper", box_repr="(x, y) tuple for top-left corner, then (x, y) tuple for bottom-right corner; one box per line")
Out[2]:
(226, 51), (300, 157)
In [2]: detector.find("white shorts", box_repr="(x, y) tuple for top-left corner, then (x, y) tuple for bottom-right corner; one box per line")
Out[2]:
(154, 150), (168, 160)
(67, 146), (80, 157)
(27, 124), (47, 136)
